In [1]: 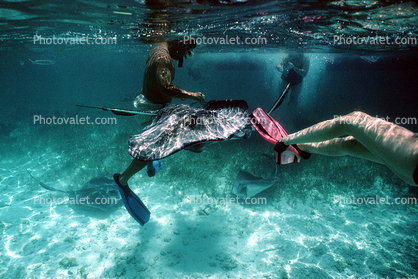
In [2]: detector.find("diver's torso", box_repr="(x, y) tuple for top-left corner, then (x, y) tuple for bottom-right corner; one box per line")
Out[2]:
(284, 54), (304, 70)
(142, 45), (175, 104)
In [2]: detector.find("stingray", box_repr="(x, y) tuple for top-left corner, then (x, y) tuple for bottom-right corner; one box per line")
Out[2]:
(128, 100), (253, 161)
(231, 155), (278, 200)
(28, 171), (121, 210)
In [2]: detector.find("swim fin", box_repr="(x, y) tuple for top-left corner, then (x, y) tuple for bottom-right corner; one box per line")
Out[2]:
(146, 161), (163, 177)
(267, 83), (291, 114)
(251, 108), (301, 164)
(274, 142), (311, 160)
(114, 173), (150, 226)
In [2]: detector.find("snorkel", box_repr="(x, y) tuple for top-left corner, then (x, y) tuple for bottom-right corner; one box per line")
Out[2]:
(185, 50), (194, 59)
(178, 50), (194, 68)
(168, 39), (196, 68)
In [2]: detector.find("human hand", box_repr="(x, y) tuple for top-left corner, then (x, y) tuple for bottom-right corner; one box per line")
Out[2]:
(193, 92), (205, 103)
(285, 62), (294, 71)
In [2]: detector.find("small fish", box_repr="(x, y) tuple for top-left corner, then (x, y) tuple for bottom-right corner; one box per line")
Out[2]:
(28, 58), (56, 65)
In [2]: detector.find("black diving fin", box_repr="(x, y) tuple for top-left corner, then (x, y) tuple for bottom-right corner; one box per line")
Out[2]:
(267, 83), (291, 114)
(76, 104), (158, 116)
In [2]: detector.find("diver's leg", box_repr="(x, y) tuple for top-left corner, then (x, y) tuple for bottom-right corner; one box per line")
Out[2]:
(146, 161), (154, 172)
(281, 115), (346, 145)
(342, 112), (418, 185)
(282, 111), (385, 144)
(118, 159), (147, 186)
(298, 136), (382, 163)
(284, 111), (418, 185)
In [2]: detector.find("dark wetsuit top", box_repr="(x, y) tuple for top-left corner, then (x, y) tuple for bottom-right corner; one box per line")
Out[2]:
(281, 68), (303, 86)
(141, 45), (184, 104)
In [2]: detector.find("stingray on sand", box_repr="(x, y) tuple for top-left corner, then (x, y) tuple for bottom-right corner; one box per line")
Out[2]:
(28, 171), (121, 210)
(231, 155), (278, 200)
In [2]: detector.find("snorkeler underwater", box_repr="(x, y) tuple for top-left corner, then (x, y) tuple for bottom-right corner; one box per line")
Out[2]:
(1, 1), (418, 278)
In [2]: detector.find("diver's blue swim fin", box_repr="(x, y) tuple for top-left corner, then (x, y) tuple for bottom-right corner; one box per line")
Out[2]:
(114, 173), (150, 226)
(146, 161), (163, 177)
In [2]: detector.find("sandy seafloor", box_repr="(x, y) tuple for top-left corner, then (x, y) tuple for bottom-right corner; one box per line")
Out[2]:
(1, 114), (417, 279)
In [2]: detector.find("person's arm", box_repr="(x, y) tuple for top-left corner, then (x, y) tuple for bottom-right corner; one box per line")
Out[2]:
(156, 64), (205, 103)
(290, 55), (310, 77)
(276, 56), (287, 73)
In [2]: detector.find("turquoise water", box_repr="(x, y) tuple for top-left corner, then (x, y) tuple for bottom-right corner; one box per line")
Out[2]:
(1, 1), (418, 279)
